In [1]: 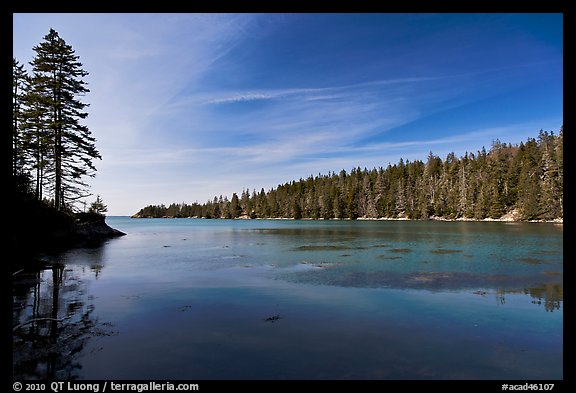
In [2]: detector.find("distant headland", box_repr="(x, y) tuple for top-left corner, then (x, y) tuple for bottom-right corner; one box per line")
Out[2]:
(133, 129), (563, 223)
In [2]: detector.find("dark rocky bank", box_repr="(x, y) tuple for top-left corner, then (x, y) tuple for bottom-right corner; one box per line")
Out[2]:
(10, 192), (125, 268)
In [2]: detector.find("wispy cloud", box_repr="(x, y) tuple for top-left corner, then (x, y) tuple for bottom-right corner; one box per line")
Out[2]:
(78, 13), (256, 143)
(201, 76), (443, 105)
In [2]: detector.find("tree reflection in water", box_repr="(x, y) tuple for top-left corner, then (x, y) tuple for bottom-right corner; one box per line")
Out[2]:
(495, 283), (563, 312)
(13, 259), (115, 380)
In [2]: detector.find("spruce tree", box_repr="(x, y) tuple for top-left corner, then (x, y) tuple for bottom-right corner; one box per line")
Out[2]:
(29, 28), (100, 211)
(230, 193), (242, 218)
(22, 64), (52, 201)
(555, 126), (563, 217)
(12, 59), (29, 177)
(89, 195), (108, 215)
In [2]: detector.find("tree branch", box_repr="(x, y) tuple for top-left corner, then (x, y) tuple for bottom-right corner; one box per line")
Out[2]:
(13, 316), (72, 332)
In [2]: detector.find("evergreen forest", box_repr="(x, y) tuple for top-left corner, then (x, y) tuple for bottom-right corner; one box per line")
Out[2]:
(134, 129), (563, 222)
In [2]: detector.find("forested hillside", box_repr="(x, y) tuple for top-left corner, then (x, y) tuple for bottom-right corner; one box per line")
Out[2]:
(134, 128), (563, 221)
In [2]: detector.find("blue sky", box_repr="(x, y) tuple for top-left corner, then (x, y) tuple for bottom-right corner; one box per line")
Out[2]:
(13, 13), (563, 215)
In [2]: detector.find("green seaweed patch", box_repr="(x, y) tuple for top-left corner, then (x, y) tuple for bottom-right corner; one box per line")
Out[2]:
(533, 250), (560, 255)
(390, 248), (412, 253)
(519, 257), (544, 265)
(315, 261), (345, 268)
(430, 249), (463, 254)
(377, 255), (403, 260)
(370, 244), (390, 249)
(295, 245), (352, 251)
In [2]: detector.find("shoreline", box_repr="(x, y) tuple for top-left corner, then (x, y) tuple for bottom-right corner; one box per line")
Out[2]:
(11, 211), (126, 267)
(128, 215), (563, 224)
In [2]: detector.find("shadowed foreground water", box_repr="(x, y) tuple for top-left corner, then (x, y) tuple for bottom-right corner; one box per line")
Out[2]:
(13, 218), (562, 379)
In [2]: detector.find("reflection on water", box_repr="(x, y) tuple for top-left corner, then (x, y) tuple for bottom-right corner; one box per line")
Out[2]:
(496, 284), (563, 313)
(12, 256), (115, 379)
(282, 268), (563, 310)
(12, 219), (562, 380)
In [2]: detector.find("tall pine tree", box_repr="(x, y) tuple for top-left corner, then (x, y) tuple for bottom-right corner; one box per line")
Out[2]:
(21, 62), (52, 201)
(29, 29), (100, 211)
(12, 59), (28, 177)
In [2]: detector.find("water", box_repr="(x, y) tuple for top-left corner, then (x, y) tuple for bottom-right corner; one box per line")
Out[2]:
(12, 218), (563, 380)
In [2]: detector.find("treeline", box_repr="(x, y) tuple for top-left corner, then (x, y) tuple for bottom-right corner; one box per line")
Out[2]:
(134, 129), (563, 221)
(13, 29), (100, 212)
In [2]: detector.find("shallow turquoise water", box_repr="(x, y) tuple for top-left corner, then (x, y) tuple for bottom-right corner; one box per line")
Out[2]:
(12, 218), (563, 379)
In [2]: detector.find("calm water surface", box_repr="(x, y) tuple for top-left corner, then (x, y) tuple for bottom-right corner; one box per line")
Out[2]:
(13, 218), (563, 379)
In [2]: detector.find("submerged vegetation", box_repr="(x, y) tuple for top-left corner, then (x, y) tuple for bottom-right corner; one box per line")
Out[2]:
(135, 129), (563, 221)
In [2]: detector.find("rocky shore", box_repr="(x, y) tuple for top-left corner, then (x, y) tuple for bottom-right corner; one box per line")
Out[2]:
(61, 212), (126, 246)
(11, 209), (125, 263)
